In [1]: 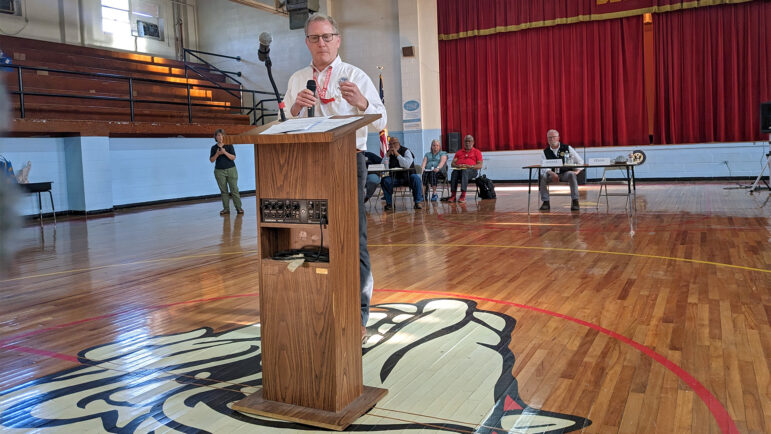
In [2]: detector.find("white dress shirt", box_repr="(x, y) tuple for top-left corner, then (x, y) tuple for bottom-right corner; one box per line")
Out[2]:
(285, 56), (387, 151)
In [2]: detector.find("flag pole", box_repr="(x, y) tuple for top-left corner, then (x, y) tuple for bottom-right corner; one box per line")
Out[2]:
(377, 66), (388, 158)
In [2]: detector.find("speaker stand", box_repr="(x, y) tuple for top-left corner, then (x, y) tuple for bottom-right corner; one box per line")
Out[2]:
(749, 135), (771, 194)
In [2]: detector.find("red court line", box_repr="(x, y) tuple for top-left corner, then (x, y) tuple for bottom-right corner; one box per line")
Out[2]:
(376, 288), (739, 434)
(2, 288), (737, 433)
(3, 345), (79, 363)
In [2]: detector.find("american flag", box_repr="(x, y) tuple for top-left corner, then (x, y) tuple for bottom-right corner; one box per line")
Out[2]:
(378, 73), (388, 157)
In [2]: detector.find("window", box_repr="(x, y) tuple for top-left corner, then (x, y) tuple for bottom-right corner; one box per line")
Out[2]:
(132, 2), (163, 41)
(101, 0), (131, 35)
(101, 0), (164, 41)
(0, 0), (21, 16)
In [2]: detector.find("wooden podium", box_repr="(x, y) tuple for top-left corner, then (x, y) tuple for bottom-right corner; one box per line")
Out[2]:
(224, 115), (387, 431)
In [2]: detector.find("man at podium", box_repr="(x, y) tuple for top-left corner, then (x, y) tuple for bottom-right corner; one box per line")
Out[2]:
(284, 13), (387, 339)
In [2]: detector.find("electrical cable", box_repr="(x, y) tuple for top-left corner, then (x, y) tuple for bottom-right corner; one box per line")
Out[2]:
(312, 215), (326, 263)
(270, 215), (329, 263)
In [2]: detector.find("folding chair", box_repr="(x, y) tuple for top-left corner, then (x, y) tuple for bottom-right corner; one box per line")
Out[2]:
(392, 164), (422, 208)
(423, 166), (448, 201)
(596, 166), (632, 210)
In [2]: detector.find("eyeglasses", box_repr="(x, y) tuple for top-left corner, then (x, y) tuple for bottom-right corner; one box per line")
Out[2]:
(306, 33), (338, 43)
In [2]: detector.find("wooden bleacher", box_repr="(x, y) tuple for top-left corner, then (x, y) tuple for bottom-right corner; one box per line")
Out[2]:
(1, 35), (255, 136)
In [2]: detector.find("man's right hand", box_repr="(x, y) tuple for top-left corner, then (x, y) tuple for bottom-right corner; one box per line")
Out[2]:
(292, 89), (317, 116)
(549, 171), (559, 183)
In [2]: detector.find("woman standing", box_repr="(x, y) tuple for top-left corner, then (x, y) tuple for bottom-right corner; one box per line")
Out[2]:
(209, 129), (243, 215)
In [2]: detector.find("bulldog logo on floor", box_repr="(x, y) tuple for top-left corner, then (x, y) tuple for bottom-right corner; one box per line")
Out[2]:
(0, 298), (590, 433)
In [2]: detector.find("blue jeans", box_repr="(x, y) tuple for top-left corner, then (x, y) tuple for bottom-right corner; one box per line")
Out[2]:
(450, 168), (478, 193)
(381, 174), (424, 205)
(365, 173), (380, 200)
(357, 153), (373, 326)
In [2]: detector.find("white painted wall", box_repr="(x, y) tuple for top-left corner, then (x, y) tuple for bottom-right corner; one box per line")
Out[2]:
(109, 137), (254, 206)
(0, 136), (256, 216)
(196, 0), (329, 119)
(482, 142), (771, 181)
(2, 136), (766, 216)
(0, 0), (65, 43)
(335, 0), (402, 132)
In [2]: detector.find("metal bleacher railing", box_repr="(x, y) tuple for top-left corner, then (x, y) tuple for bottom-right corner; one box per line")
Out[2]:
(6, 49), (281, 126)
(182, 48), (281, 125)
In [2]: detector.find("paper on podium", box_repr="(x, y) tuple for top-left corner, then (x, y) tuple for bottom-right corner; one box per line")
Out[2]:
(260, 116), (362, 134)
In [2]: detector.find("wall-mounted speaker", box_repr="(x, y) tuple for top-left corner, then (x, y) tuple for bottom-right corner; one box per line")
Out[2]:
(761, 101), (771, 134)
(287, 0), (320, 30)
(447, 132), (461, 153)
(402, 46), (415, 57)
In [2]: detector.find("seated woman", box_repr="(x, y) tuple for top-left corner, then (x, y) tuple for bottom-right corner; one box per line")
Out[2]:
(420, 139), (448, 201)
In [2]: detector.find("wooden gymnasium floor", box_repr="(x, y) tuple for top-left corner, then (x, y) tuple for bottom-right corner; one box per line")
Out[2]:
(0, 181), (768, 433)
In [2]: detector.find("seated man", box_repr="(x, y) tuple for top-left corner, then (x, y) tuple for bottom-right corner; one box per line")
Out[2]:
(448, 135), (483, 203)
(539, 129), (584, 211)
(421, 139), (448, 201)
(363, 151), (382, 203)
(381, 137), (424, 210)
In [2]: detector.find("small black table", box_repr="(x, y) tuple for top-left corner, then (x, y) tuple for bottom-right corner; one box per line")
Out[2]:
(19, 182), (56, 223)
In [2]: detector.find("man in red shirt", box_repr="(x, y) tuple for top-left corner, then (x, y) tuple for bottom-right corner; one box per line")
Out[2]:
(448, 135), (483, 203)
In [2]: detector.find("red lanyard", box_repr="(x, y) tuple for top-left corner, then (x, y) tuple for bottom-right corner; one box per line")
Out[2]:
(313, 67), (335, 104)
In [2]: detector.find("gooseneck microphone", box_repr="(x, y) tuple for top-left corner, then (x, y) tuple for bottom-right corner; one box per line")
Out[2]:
(306, 80), (317, 117)
(257, 31), (286, 121)
(258, 32), (272, 62)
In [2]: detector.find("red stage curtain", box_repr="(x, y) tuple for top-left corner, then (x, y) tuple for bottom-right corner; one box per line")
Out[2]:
(653, 1), (771, 144)
(437, 0), (754, 39)
(439, 16), (648, 151)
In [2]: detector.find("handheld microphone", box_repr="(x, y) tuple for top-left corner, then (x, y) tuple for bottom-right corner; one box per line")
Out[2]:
(306, 80), (317, 117)
(258, 32), (272, 62)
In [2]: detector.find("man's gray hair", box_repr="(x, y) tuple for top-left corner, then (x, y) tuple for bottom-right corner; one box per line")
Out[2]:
(305, 13), (340, 35)
(547, 129), (559, 137)
(431, 139), (440, 146)
(464, 135), (474, 141)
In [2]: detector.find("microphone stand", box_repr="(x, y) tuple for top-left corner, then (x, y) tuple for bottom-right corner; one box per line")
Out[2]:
(263, 56), (286, 122)
(749, 133), (771, 193)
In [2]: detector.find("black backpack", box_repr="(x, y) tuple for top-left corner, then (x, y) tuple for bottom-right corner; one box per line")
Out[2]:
(475, 175), (496, 199)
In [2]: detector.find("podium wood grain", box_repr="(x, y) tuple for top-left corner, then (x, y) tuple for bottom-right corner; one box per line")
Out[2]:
(226, 115), (386, 427)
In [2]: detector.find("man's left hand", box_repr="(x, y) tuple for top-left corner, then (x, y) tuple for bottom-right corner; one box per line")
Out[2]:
(340, 81), (368, 111)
